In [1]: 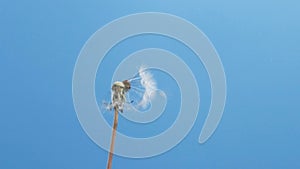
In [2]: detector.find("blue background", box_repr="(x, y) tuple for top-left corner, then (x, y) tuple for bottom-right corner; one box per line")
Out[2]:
(1, 0), (299, 169)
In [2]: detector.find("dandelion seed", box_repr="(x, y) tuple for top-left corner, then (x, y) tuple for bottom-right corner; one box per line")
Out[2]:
(130, 66), (157, 108)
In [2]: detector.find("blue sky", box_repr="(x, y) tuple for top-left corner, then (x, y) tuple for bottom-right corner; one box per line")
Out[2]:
(1, 0), (300, 169)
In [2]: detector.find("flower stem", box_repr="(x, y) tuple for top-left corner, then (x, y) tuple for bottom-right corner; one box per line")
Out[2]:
(106, 108), (118, 169)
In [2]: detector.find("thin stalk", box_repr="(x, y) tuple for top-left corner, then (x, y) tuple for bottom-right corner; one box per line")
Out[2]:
(106, 107), (119, 169)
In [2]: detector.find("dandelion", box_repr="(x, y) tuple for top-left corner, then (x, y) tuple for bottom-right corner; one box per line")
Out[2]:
(106, 66), (157, 169)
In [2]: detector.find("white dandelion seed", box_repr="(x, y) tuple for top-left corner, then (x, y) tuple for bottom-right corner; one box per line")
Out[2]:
(131, 66), (157, 109)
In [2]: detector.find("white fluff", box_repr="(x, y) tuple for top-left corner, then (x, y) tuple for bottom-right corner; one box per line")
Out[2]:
(137, 66), (157, 108)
